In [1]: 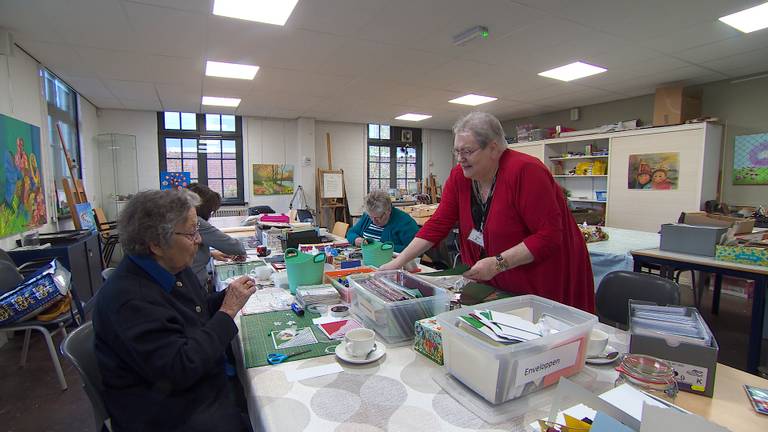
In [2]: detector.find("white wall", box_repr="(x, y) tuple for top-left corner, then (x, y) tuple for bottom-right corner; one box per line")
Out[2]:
(422, 128), (454, 186)
(78, 96), (100, 208)
(315, 121), (367, 214)
(0, 48), (60, 251)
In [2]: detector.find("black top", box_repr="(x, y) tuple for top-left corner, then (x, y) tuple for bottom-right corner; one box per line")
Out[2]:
(93, 256), (244, 432)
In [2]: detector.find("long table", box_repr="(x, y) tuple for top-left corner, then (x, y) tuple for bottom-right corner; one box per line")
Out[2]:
(631, 247), (768, 374)
(234, 319), (768, 432)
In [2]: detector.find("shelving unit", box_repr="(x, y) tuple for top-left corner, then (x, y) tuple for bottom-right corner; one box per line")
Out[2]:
(509, 122), (722, 232)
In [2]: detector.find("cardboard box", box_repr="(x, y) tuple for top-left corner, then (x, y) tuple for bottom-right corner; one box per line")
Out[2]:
(653, 86), (702, 126)
(681, 211), (755, 235)
(660, 224), (728, 256)
(414, 317), (443, 365)
(715, 245), (768, 267)
(629, 303), (718, 397)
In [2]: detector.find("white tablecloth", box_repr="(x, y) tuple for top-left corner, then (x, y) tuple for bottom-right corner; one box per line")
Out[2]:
(587, 227), (660, 290)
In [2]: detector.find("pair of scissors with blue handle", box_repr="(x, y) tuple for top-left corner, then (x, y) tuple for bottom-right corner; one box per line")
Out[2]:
(267, 349), (312, 365)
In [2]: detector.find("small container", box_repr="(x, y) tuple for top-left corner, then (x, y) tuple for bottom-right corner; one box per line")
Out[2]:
(615, 354), (678, 403)
(585, 144), (593, 155)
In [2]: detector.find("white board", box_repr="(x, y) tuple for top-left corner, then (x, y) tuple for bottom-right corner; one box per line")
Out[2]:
(322, 172), (344, 198)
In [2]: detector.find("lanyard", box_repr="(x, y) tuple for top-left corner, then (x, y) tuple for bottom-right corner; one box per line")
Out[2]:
(471, 175), (496, 233)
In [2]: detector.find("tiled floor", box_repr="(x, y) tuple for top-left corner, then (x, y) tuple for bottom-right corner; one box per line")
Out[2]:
(0, 282), (765, 431)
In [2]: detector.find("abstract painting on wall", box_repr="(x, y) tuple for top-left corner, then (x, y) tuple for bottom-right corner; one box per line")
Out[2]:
(160, 171), (190, 190)
(252, 164), (294, 195)
(627, 152), (679, 190)
(0, 113), (46, 239)
(733, 133), (768, 185)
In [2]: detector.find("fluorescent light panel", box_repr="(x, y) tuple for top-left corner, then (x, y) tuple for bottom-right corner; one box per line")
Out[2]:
(448, 94), (498, 106)
(212, 0), (299, 26)
(538, 61), (607, 82)
(718, 2), (768, 33)
(206, 61), (259, 80)
(395, 113), (432, 121)
(202, 96), (241, 107)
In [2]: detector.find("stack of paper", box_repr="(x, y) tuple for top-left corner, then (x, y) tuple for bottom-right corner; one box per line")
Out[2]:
(457, 310), (544, 344)
(630, 304), (712, 347)
(295, 284), (341, 307)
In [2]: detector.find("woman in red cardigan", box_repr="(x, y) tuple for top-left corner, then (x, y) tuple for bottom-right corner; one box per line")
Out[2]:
(382, 112), (594, 312)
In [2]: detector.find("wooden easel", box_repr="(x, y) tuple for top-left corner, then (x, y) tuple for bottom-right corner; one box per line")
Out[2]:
(56, 123), (88, 229)
(316, 133), (351, 228)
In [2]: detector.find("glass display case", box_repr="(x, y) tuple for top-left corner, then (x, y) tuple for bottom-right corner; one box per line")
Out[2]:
(97, 133), (138, 222)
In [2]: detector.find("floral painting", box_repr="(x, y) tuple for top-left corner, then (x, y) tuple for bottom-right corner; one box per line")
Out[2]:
(627, 152), (679, 190)
(733, 133), (768, 185)
(252, 164), (294, 195)
(0, 113), (46, 238)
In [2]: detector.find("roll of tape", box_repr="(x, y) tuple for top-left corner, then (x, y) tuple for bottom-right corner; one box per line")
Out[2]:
(330, 305), (349, 318)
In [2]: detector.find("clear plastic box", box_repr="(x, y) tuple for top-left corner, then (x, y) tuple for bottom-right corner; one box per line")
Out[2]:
(349, 270), (450, 344)
(436, 295), (597, 404)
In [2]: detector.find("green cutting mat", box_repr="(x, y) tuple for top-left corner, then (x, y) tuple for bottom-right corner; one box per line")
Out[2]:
(240, 310), (341, 368)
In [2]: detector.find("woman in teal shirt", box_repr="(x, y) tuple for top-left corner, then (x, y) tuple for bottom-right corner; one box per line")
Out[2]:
(347, 190), (420, 253)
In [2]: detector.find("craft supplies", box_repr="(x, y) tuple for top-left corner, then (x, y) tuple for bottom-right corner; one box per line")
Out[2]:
(290, 302), (305, 316)
(267, 349), (312, 365)
(330, 304), (349, 318)
(414, 317), (444, 365)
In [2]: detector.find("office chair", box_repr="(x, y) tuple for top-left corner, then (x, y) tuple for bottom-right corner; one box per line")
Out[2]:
(61, 321), (112, 432)
(595, 270), (681, 329)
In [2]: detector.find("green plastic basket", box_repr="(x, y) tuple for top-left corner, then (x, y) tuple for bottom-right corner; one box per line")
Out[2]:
(362, 241), (394, 267)
(284, 248), (327, 294)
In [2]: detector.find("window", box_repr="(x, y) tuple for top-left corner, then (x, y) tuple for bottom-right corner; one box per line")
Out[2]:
(42, 69), (80, 217)
(367, 125), (421, 192)
(158, 113), (244, 204)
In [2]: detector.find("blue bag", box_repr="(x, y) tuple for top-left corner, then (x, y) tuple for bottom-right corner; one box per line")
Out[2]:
(0, 260), (71, 325)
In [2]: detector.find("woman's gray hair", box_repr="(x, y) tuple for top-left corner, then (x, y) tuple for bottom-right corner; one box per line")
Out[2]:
(452, 111), (506, 149)
(364, 190), (392, 216)
(118, 189), (201, 255)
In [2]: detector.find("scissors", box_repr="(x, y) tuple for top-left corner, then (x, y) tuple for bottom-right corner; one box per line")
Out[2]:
(267, 349), (312, 365)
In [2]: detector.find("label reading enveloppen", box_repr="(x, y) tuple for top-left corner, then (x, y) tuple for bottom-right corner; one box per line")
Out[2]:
(514, 340), (580, 385)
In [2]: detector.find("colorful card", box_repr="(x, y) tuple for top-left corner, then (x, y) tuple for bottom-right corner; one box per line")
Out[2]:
(316, 318), (362, 340)
(271, 327), (318, 349)
(160, 171), (190, 190)
(745, 385), (768, 415)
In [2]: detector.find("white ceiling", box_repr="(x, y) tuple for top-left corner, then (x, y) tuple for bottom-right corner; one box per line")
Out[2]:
(2, 0), (767, 129)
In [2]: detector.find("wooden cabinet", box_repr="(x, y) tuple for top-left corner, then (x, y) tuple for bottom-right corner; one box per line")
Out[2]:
(9, 232), (103, 301)
(508, 123), (722, 232)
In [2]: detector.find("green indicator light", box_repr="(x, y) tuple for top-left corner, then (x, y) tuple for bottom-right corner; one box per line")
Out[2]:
(482, 30), (489, 38)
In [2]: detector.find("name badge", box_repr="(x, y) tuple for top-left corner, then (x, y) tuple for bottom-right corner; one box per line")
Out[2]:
(468, 228), (484, 248)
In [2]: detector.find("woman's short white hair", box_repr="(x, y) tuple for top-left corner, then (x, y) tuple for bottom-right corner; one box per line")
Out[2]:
(118, 189), (200, 255)
(364, 190), (392, 216)
(452, 111), (506, 149)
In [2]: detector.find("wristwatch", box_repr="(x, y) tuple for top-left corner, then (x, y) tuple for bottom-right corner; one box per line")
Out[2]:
(494, 254), (510, 272)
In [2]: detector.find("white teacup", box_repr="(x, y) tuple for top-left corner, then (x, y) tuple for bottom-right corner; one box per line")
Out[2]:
(344, 328), (375, 358)
(587, 329), (610, 357)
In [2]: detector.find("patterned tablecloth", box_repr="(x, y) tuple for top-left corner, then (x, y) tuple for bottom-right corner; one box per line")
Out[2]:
(234, 320), (629, 432)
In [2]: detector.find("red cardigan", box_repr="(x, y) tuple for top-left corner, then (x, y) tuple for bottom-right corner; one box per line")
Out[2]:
(417, 150), (595, 313)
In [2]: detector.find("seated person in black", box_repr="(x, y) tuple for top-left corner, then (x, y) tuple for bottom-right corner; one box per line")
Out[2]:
(93, 189), (257, 432)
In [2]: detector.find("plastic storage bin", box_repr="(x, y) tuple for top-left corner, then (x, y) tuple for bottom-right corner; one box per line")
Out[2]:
(436, 295), (596, 404)
(324, 267), (376, 303)
(350, 270), (450, 344)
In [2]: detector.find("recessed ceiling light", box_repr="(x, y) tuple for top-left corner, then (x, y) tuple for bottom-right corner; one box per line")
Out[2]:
(448, 94), (498, 106)
(395, 113), (432, 121)
(202, 96), (241, 107)
(206, 61), (259, 80)
(538, 61), (607, 82)
(213, 0), (299, 26)
(718, 2), (768, 33)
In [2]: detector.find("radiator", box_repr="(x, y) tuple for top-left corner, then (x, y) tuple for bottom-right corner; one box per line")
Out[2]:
(213, 207), (247, 217)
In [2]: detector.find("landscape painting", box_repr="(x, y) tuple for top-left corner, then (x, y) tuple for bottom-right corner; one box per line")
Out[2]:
(252, 164), (294, 195)
(0, 113), (46, 238)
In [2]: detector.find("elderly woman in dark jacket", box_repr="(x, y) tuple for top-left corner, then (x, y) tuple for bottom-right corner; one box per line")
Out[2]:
(92, 189), (256, 432)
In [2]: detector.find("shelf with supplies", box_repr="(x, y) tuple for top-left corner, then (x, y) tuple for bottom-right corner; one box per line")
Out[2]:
(508, 122), (722, 232)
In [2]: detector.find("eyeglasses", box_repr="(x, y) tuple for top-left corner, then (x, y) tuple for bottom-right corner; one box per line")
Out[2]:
(174, 222), (201, 241)
(453, 147), (482, 158)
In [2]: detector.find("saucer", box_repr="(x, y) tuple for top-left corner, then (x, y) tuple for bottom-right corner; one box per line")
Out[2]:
(585, 345), (620, 365)
(335, 341), (386, 364)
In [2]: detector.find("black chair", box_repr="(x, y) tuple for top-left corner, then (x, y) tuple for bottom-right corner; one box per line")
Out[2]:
(595, 270), (681, 329)
(248, 205), (276, 216)
(61, 321), (112, 432)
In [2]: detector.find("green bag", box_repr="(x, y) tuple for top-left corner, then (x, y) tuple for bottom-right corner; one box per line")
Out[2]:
(362, 241), (394, 267)
(284, 248), (326, 294)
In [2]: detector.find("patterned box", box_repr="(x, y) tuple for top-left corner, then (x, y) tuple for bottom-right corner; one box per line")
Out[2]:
(715, 245), (768, 267)
(414, 317), (443, 365)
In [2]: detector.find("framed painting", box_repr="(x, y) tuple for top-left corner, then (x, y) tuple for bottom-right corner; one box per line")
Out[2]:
(733, 133), (768, 185)
(252, 164), (294, 195)
(627, 152), (679, 190)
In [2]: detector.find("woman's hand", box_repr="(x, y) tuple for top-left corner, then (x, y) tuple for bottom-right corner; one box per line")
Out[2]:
(378, 260), (402, 271)
(354, 237), (368, 247)
(219, 276), (257, 318)
(463, 257), (499, 281)
(211, 250), (233, 262)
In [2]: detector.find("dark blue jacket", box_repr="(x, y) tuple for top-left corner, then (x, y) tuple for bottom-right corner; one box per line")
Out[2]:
(93, 256), (244, 432)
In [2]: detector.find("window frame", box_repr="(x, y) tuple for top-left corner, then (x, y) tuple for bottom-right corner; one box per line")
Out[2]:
(157, 112), (245, 205)
(367, 125), (422, 192)
(42, 69), (81, 217)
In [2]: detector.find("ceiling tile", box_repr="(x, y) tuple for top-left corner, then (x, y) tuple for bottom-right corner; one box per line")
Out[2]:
(121, 0), (210, 13)
(103, 79), (158, 100)
(122, 1), (206, 58)
(119, 97), (162, 111)
(63, 76), (116, 100)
